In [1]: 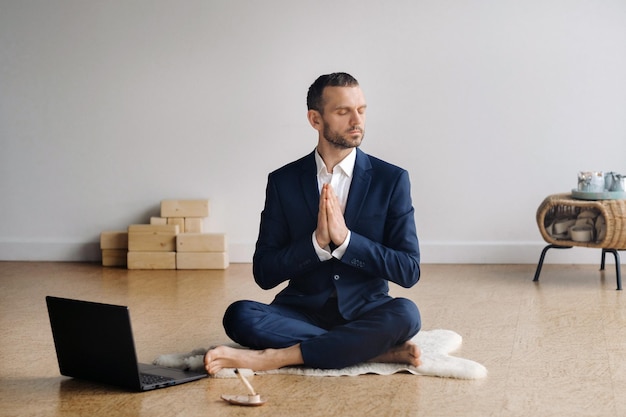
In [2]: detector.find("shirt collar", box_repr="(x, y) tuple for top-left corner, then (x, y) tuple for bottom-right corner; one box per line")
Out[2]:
(314, 148), (357, 178)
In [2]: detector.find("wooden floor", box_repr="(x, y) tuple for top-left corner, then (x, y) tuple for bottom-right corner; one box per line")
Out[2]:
(1, 260), (625, 417)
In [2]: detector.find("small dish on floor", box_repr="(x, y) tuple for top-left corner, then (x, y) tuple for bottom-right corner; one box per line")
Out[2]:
(221, 394), (267, 406)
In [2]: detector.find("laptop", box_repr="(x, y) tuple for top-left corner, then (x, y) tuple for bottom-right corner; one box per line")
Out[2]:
(46, 296), (207, 391)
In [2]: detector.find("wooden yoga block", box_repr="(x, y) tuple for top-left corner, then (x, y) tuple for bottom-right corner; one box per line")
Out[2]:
(167, 217), (185, 232)
(184, 217), (203, 233)
(128, 224), (179, 252)
(102, 249), (128, 267)
(176, 233), (227, 252)
(100, 231), (128, 250)
(161, 199), (209, 218)
(150, 217), (167, 225)
(176, 252), (229, 270)
(127, 251), (176, 270)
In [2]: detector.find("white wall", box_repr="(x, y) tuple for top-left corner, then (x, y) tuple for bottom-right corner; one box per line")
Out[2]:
(1, 0), (625, 264)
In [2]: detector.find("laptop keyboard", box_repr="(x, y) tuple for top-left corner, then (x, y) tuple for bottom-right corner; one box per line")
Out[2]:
(140, 373), (175, 385)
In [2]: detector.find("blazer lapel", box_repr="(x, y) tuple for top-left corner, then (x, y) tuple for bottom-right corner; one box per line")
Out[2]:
(344, 149), (372, 228)
(300, 151), (320, 220)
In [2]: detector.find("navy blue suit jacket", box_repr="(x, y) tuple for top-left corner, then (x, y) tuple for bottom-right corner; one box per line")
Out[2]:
(252, 148), (420, 320)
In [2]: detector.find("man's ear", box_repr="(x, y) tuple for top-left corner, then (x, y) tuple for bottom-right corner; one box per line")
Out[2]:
(307, 109), (322, 130)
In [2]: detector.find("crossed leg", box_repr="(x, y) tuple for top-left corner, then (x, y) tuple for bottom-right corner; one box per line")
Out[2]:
(206, 297), (422, 375)
(204, 340), (421, 375)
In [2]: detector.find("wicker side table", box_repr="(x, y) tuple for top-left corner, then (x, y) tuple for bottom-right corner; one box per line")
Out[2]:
(534, 193), (626, 290)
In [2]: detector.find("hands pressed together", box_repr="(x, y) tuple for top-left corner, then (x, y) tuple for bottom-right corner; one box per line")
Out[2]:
(315, 183), (349, 249)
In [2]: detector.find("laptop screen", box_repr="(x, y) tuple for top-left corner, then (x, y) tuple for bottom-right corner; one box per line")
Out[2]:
(46, 296), (142, 390)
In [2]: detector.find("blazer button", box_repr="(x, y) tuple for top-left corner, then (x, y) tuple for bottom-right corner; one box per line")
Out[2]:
(333, 274), (340, 280)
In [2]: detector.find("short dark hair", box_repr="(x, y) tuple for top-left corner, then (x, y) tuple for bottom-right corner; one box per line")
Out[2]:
(306, 72), (359, 113)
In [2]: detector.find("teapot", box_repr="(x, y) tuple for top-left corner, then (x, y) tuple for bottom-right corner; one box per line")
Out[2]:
(607, 172), (625, 192)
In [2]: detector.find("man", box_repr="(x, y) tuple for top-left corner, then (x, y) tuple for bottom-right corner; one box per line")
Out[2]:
(204, 72), (421, 375)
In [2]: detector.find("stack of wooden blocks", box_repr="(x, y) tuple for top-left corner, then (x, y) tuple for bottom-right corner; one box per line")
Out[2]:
(100, 199), (229, 270)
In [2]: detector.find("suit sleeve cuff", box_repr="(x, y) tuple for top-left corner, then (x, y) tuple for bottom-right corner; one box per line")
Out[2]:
(312, 232), (332, 261)
(331, 230), (351, 260)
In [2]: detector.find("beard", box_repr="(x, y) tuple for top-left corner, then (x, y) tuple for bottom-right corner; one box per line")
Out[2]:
(322, 124), (364, 149)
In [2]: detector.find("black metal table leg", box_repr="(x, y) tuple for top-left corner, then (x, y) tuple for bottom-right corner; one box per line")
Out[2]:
(534, 245), (622, 290)
(600, 249), (622, 290)
(533, 244), (572, 282)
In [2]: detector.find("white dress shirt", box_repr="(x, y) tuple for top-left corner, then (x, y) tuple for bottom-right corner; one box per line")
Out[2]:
(312, 148), (356, 260)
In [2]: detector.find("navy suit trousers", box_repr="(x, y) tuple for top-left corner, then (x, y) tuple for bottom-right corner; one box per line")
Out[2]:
(223, 297), (421, 369)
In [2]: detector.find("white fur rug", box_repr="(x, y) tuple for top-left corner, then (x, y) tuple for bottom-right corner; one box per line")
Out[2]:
(153, 329), (487, 380)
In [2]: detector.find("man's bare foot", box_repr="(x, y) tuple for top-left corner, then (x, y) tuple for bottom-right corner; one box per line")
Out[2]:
(368, 341), (422, 367)
(204, 344), (304, 376)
